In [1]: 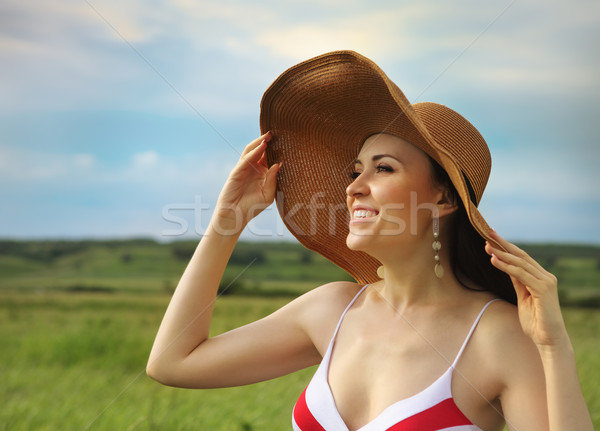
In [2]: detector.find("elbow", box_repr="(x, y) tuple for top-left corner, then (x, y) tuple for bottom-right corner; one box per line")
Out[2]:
(146, 360), (164, 384)
(146, 357), (202, 388)
(146, 357), (176, 386)
(146, 346), (215, 389)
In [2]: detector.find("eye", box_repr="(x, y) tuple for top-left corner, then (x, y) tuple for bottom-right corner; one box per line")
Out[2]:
(375, 164), (394, 173)
(350, 170), (361, 180)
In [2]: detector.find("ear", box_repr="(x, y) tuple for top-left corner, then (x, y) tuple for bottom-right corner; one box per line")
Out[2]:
(435, 187), (459, 218)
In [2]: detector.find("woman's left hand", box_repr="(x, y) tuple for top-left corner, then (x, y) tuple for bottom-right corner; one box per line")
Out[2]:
(485, 231), (570, 349)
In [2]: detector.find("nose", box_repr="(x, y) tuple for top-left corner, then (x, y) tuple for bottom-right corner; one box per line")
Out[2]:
(346, 172), (370, 197)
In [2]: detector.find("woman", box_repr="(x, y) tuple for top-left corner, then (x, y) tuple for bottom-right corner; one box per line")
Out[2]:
(147, 51), (593, 430)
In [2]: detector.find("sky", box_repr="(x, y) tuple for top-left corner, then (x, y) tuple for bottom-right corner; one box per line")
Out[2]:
(0, 0), (599, 244)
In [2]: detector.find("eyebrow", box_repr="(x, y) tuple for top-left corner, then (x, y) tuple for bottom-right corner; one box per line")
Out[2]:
(353, 154), (402, 165)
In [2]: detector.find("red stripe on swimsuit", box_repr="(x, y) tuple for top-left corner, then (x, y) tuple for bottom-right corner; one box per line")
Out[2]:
(293, 387), (327, 431)
(292, 285), (498, 431)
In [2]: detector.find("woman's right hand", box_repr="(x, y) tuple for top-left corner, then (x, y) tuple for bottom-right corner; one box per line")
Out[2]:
(212, 132), (281, 234)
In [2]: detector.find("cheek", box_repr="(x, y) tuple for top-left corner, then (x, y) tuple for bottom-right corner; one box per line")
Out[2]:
(376, 181), (438, 227)
(374, 180), (420, 207)
(394, 176), (438, 204)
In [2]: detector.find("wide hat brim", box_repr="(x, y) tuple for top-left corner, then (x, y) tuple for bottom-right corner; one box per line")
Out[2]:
(260, 50), (500, 285)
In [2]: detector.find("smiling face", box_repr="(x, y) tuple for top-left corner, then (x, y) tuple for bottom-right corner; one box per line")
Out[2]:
(346, 133), (446, 254)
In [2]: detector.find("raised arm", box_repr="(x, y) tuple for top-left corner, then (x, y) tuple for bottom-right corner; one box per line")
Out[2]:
(146, 133), (321, 388)
(485, 231), (593, 431)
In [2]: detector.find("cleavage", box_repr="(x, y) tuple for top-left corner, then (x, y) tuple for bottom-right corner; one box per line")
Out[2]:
(327, 324), (453, 429)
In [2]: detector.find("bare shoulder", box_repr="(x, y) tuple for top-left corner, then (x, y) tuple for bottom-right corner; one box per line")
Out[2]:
(293, 280), (363, 324)
(272, 280), (363, 355)
(478, 300), (520, 334)
(478, 301), (528, 345)
(475, 300), (543, 380)
(301, 280), (364, 309)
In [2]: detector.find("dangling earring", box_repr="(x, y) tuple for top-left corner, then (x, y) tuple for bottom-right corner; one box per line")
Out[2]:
(432, 216), (444, 278)
(377, 265), (385, 279)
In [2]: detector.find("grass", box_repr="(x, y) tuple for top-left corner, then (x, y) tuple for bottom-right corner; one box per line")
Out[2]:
(0, 291), (599, 430)
(0, 292), (317, 430)
(1, 239), (599, 429)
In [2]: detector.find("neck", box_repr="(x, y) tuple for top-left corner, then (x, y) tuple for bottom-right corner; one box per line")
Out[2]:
(371, 238), (463, 310)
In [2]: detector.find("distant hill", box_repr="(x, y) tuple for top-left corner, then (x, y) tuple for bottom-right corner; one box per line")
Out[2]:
(0, 239), (598, 306)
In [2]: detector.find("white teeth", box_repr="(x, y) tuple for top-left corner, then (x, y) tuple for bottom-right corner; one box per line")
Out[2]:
(353, 210), (376, 219)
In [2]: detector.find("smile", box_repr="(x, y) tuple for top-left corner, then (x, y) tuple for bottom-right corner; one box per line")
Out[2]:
(352, 209), (379, 219)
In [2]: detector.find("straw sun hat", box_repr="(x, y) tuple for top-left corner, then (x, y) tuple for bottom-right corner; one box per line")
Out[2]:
(259, 50), (497, 285)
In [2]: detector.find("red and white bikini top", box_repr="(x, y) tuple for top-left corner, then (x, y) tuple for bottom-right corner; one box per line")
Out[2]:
(293, 284), (499, 431)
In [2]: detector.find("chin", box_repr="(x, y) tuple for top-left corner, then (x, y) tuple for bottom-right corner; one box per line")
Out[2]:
(346, 232), (375, 252)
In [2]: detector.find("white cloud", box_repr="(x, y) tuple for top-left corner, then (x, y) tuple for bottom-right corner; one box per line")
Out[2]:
(73, 153), (96, 169)
(132, 150), (159, 167)
(0, 142), (229, 194)
(1, 0), (597, 113)
(253, 4), (459, 61)
(0, 147), (63, 180)
(83, 1), (167, 44)
(255, 23), (389, 61)
(0, 147), (99, 181)
(0, 0), (174, 113)
(252, 0), (599, 96)
(0, 0), (598, 241)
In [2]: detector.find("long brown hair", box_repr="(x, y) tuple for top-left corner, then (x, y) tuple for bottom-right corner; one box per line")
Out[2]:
(430, 158), (517, 305)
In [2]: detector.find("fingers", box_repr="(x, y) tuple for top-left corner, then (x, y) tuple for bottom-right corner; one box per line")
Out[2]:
(263, 162), (282, 202)
(488, 248), (535, 304)
(488, 229), (526, 257)
(237, 132), (274, 172)
(488, 249), (539, 292)
(241, 131), (272, 157)
(488, 230), (547, 273)
(257, 151), (268, 169)
(486, 242), (541, 279)
(485, 231), (558, 303)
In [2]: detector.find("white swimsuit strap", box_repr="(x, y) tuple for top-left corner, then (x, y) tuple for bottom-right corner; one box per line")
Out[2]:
(451, 299), (501, 369)
(329, 284), (369, 342)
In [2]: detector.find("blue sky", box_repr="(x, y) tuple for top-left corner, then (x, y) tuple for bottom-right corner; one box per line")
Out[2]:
(0, 0), (598, 243)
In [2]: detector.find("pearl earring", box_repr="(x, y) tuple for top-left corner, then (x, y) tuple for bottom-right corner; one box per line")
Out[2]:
(433, 216), (444, 278)
(377, 265), (385, 279)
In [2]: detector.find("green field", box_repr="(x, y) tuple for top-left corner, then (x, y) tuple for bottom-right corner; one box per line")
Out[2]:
(1, 239), (599, 429)
(0, 292), (315, 430)
(1, 239), (599, 304)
